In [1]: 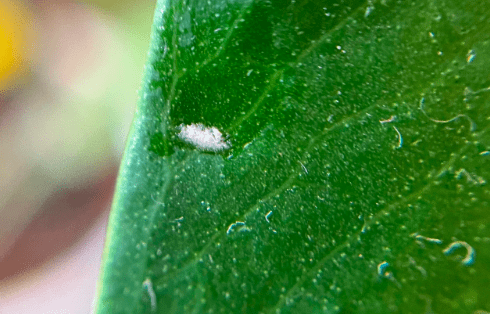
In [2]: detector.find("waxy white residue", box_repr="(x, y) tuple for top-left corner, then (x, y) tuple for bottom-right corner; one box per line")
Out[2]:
(177, 123), (230, 152)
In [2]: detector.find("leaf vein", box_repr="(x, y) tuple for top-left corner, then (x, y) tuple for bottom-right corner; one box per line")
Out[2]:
(155, 102), (381, 286)
(227, 0), (369, 132)
(176, 0), (254, 79)
(267, 127), (490, 313)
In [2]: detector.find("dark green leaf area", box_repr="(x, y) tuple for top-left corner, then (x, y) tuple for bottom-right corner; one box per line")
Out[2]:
(152, 0), (372, 151)
(96, 0), (490, 313)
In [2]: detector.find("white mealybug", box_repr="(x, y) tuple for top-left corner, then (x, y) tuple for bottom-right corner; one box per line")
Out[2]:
(177, 123), (230, 152)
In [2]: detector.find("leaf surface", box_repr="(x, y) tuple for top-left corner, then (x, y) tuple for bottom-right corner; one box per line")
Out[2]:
(96, 0), (490, 313)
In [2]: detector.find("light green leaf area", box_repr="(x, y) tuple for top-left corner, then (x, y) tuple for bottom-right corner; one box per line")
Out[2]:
(96, 0), (490, 313)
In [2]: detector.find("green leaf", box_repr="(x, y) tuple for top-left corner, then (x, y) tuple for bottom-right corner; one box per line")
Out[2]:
(96, 0), (490, 313)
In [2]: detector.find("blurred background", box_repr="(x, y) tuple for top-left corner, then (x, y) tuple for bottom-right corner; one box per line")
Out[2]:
(0, 0), (155, 312)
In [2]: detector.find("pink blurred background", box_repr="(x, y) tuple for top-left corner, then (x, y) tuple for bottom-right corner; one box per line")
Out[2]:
(0, 0), (155, 312)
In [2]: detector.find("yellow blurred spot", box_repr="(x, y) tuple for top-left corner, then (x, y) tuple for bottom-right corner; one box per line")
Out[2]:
(0, 0), (33, 92)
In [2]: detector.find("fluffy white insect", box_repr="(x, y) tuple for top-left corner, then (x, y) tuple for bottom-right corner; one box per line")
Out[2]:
(177, 123), (230, 152)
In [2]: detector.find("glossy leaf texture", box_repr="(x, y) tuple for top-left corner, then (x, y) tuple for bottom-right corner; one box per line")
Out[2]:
(96, 0), (490, 313)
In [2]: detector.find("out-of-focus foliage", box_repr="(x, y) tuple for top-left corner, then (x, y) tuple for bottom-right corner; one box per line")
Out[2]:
(0, 0), (33, 91)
